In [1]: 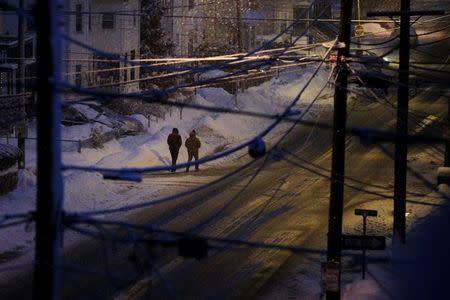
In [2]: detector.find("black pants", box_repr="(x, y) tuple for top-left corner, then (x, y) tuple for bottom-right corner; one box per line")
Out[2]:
(170, 148), (179, 171)
(186, 151), (199, 171)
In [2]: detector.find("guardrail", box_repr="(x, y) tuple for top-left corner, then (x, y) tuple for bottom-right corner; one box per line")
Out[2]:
(0, 136), (83, 153)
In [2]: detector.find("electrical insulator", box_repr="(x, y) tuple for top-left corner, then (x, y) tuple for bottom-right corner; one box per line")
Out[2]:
(248, 136), (266, 158)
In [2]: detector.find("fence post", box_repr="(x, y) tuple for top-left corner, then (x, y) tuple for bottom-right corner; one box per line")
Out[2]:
(17, 132), (25, 169)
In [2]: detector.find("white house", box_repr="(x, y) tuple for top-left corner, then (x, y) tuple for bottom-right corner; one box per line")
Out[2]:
(63, 0), (141, 95)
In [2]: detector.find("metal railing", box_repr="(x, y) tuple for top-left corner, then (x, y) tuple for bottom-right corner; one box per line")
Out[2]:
(0, 135), (83, 153)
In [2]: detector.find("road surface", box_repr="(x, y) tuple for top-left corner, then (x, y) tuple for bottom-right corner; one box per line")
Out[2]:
(1, 38), (449, 299)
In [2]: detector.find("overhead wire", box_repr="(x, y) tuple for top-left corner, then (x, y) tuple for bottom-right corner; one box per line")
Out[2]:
(60, 39), (336, 175)
(61, 2), (332, 100)
(65, 41), (336, 217)
(61, 0), (325, 76)
(58, 4), (335, 175)
(2, 3), (449, 297)
(63, 18), (331, 107)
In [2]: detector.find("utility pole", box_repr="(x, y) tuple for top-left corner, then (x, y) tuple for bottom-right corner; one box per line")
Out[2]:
(17, 0), (26, 169)
(446, 99), (450, 166)
(326, 0), (353, 299)
(368, 5), (444, 245)
(235, 0), (243, 52)
(392, 0), (410, 245)
(33, 0), (63, 299)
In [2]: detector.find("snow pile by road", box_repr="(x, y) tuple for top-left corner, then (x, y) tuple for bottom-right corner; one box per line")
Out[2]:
(61, 67), (333, 171)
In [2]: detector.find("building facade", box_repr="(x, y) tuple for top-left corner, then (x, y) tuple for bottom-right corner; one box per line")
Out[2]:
(162, 0), (258, 57)
(162, 0), (341, 57)
(64, 0), (141, 95)
(0, 0), (36, 96)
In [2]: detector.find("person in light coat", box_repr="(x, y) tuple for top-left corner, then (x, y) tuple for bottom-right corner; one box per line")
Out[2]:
(185, 130), (201, 172)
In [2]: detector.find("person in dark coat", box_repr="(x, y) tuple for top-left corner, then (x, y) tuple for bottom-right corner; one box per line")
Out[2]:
(185, 130), (201, 172)
(167, 128), (182, 172)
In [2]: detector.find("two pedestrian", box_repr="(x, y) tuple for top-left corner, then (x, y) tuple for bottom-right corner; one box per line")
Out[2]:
(167, 128), (182, 172)
(167, 128), (201, 172)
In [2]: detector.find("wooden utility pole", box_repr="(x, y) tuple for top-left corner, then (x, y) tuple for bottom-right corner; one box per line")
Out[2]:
(17, 0), (26, 169)
(33, 0), (64, 299)
(326, 0), (353, 299)
(368, 5), (444, 245)
(446, 100), (450, 166)
(392, 0), (411, 245)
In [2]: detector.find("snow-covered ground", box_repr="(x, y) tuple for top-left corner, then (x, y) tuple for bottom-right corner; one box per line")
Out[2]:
(342, 185), (450, 300)
(0, 66), (334, 271)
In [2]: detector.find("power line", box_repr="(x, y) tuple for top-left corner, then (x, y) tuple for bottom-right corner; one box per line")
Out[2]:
(61, 0), (328, 78)
(64, 48), (336, 218)
(60, 40), (336, 176)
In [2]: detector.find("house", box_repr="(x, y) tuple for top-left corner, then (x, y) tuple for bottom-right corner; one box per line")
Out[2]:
(0, 1), (36, 133)
(63, 0), (141, 95)
(162, 0), (340, 57)
(0, 0), (36, 96)
(162, 0), (258, 57)
(255, 0), (342, 47)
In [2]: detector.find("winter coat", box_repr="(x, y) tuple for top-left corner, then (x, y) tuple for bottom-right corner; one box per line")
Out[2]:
(167, 133), (182, 151)
(185, 134), (201, 154)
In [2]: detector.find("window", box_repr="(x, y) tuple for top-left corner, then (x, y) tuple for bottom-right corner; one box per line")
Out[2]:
(102, 13), (115, 29)
(76, 4), (83, 33)
(0, 50), (6, 63)
(278, 12), (288, 33)
(88, 4), (92, 31)
(94, 55), (120, 82)
(123, 53), (128, 82)
(189, 0), (195, 10)
(26, 4), (36, 31)
(130, 50), (136, 80)
(188, 32), (195, 55)
(0, 72), (7, 95)
(293, 6), (308, 36)
(75, 65), (82, 86)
